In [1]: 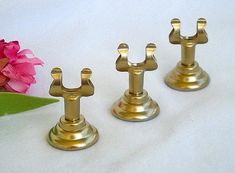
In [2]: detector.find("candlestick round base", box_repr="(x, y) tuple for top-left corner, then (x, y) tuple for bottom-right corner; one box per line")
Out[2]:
(165, 61), (209, 91)
(48, 115), (99, 151)
(111, 90), (160, 122)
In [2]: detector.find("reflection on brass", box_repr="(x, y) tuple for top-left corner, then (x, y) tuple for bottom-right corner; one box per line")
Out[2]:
(165, 18), (210, 91)
(47, 68), (99, 150)
(111, 43), (160, 122)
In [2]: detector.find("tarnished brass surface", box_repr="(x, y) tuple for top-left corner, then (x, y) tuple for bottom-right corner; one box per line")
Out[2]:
(165, 18), (210, 91)
(48, 68), (99, 150)
(112, 43), (160, 122)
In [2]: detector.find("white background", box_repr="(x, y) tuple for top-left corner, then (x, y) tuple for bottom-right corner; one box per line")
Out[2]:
(0, 0), (234, 173)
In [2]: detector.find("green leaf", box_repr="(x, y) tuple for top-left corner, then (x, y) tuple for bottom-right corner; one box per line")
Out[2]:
(0, 92), (59, 116)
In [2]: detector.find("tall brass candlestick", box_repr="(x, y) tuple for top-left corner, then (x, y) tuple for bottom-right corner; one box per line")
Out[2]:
(112, 43), (160, 122)
(165, 18), (210, 91)
(48, 68), (99, 150)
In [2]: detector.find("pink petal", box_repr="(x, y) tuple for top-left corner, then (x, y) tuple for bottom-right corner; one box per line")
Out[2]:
(18, 49), (44, 65)
(0, 39), (7, 59)
(28, 57), (44, 65)
(18, 49), (34, 56)
(5, 79), (29, 93)
(19, 74), (36, 84)
(3, 83), (15, 92)
(1, 64), (18, 79)
(1, 63), (36, 84)
(15, 57), (44, 66)
(4, 41), (20, 62)
(14, 63), (36, 75)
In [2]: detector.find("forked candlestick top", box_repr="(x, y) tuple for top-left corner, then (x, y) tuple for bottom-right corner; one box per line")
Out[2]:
(169, 18), (208, 45)
(49, 67), (94, 97)
(116, 43), (158, 72)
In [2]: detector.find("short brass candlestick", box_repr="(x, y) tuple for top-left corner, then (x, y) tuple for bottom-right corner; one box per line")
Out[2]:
(48, 67), (99, 150)
(165, 18), (210, 91)
(112, 43), (160, 122)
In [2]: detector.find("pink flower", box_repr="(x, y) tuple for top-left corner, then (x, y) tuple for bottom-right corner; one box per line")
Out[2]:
(0, 39), (43, 93)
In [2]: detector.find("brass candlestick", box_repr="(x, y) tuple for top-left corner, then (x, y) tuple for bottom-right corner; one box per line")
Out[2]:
(48, 67), (99, 150)
(112, 43), (160, 122)
(165, 18), (210, 91)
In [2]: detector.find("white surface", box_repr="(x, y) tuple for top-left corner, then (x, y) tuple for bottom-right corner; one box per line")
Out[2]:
(0, 0), (235, 172)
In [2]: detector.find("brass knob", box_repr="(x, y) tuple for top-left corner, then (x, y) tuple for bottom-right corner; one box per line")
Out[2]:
(111, 43), (160, 122)
(48, 68), (99, 150)
(165, 18), (210, 91)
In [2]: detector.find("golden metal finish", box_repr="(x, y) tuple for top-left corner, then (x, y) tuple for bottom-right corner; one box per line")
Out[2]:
(47, 67), (99, 150)
(165, 18), (210, 91)
(112, 43), (160, 122)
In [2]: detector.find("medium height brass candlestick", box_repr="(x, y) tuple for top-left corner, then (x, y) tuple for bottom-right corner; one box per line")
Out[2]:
(48, 67), (99, 150)
(165, 18), (210, 91)
(112, 43), (160, 122)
